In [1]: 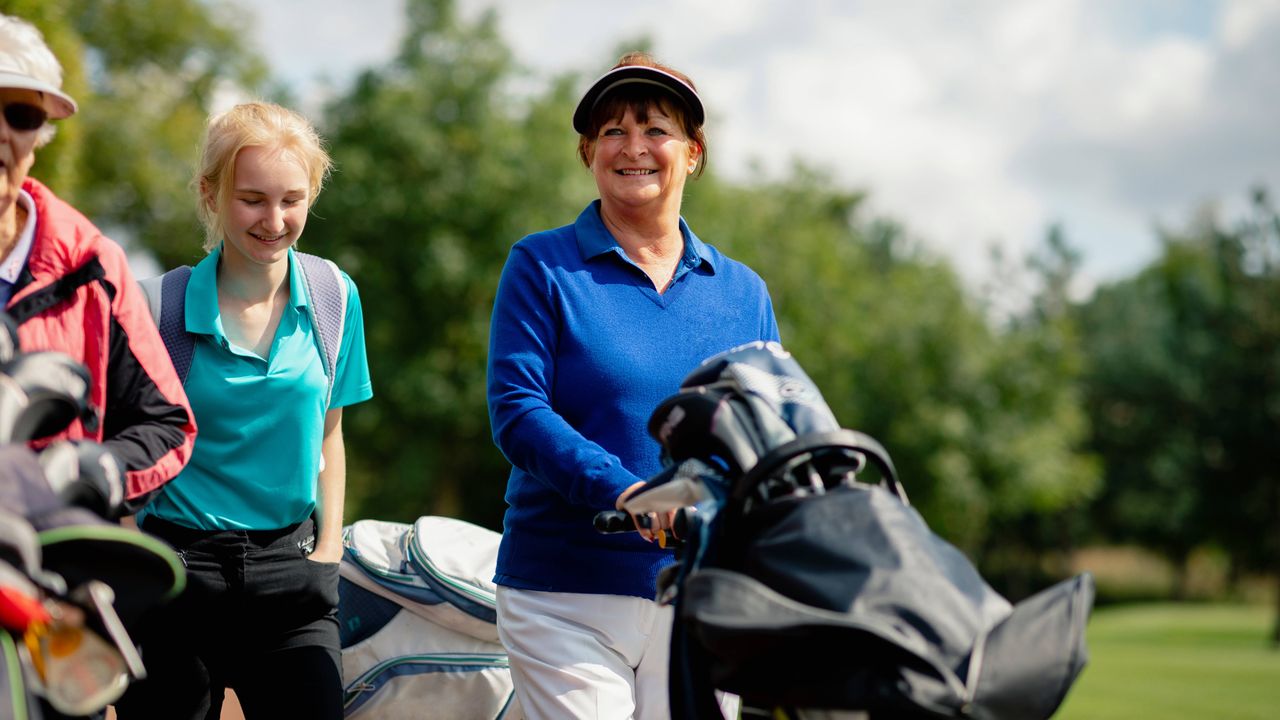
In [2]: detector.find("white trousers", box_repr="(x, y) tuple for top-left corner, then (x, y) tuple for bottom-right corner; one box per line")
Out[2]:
(497, 586), (674, 720)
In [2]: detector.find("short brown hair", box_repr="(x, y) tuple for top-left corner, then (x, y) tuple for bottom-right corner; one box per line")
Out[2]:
(576, 52), (708, 178)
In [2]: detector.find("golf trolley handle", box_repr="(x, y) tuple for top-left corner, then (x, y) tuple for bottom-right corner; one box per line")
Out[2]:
(594, 510), (651, 534)
(734, 428), (908, 505)
(593, 507), (693, 540)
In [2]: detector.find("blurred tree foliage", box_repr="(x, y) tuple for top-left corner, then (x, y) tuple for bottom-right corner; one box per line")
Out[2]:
(11, 0), (1130, 600)
(685, 172), (1100, 572)
(1079, 190), (1280, 629)
(301, 0), (1100, 565)
(303, 0), (594, 529)
(6, 0), (268, 267)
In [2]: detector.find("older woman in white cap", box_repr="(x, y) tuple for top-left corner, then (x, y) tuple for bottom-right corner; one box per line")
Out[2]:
(487, 51), (778, 719)
(0, 13), (195, 510)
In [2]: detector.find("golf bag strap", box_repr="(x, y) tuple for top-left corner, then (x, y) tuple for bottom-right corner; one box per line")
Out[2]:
(670, 592), (728, 720)
(6, 256), (106, 325)
(139, 255), (345, 403)
(139, 266), (194, 384)
(295, 252), (346, 408)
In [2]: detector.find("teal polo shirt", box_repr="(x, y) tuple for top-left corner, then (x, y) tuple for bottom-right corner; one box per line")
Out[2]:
(141, 246), (373, 531)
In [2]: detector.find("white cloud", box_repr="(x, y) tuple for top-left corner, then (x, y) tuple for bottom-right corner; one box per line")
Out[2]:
(1220, 0), (1280, 48)
(238, 0), (406, 93)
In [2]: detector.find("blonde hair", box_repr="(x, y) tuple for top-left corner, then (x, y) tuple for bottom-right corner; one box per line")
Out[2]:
(0, 13), (67, 147)
(194, 102), (333, 252)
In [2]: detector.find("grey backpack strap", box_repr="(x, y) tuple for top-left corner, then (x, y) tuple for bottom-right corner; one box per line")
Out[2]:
(139, 267), (195, 384)
(295, 252), (347, 407)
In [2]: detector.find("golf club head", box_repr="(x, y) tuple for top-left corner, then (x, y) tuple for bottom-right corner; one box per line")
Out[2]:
(0, 351), (94, 443)
(39, 441), (126, 520)
(648, 388), (761, 473)
(0, 373), (28, 442)
(683, 341), (841, 438)
(0, 507), (42, 582)
(0, 310), (17, 364)
(622, 458), (721, 514)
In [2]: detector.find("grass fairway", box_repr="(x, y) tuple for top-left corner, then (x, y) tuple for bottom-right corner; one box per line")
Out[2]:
(1056, 602), (1280, 719)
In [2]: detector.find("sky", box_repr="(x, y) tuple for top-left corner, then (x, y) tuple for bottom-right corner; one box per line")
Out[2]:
(244, 0), (1280, 297)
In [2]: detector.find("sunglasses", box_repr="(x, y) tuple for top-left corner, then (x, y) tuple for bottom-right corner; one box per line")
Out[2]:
(2, 101), (47, 132)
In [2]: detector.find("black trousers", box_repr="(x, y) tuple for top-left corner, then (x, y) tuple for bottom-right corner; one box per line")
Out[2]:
(114, 517), (343, 720)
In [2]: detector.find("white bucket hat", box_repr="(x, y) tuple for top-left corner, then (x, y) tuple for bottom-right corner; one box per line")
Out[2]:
(0, 45), (78, 119)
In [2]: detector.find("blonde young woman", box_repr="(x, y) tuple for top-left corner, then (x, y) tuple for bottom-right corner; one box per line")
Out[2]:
(116, 102), (372, 720)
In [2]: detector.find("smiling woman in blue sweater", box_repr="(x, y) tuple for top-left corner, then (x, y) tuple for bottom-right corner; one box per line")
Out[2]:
(487, 52), (779, 720)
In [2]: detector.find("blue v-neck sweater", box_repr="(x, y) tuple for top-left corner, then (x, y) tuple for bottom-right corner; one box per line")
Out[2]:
(488, 201), (780, 599)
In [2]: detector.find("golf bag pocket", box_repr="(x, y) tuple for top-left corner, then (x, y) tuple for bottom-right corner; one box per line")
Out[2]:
(967, 573), (1094, 720)
(340, 579), (519, 719)
(340, 517), (499, 643)
(678, 484), (1091, 719)
(405, 516), (499, 630)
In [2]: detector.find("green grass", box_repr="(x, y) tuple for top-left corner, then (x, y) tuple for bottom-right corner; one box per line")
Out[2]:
(1056, 602), (1280, 720)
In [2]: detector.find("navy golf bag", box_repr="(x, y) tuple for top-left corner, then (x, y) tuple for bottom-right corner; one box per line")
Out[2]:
(616, 342), (1093, 719)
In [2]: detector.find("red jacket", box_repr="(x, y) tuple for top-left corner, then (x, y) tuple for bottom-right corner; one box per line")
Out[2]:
(7, 178), (196, 505)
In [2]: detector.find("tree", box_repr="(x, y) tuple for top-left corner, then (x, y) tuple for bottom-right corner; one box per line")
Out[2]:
(1078, 244), (1211, 597)
(684, 169), (1099, 585)
(12, 1), (1104, 596)
(976, 226), (1099, 596)
(304, 0), (594, 528)
(1080, 189), (1280, 634)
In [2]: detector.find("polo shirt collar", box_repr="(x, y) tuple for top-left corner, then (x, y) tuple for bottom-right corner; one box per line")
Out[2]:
(574, 200), (717, 274)
(185, 245), (309, 338)
(0, 189), (37, 284)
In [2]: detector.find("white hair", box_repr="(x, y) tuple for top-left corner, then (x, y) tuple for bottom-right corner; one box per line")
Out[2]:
(0, 14), (67, 147)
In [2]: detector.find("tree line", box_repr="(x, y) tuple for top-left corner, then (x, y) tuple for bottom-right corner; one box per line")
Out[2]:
(14, 0), (1277, 636)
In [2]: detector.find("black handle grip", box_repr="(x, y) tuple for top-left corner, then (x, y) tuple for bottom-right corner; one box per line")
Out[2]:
(593, 509), (695, 541)
(593, 510), (651, 534)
